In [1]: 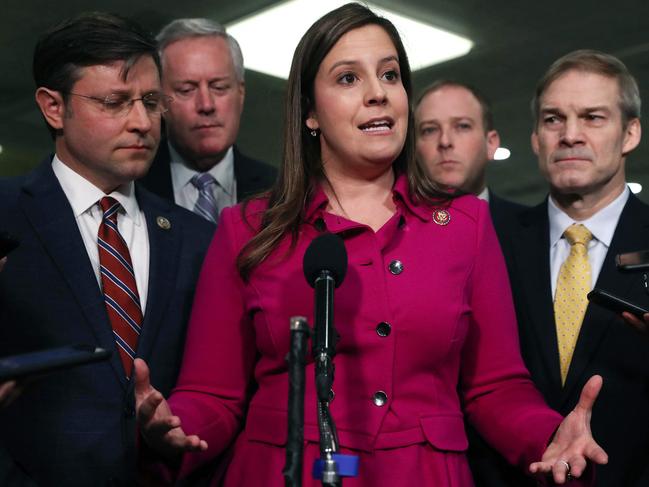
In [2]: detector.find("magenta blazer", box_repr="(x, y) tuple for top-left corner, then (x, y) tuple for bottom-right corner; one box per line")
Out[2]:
(167, 175), (563, 486)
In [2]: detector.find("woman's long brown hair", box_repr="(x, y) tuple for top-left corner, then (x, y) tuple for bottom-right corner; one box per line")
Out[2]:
(237, 3), (449, 280)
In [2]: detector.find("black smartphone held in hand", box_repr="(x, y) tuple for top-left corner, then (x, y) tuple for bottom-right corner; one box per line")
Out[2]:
(0, 232), (19, 259)
(616, 250), (649, 271)
(0, 345), (112, 382)
(587, 288), (649, 318)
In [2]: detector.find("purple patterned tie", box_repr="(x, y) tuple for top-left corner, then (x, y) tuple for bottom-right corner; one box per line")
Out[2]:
(98, 197), (142, 378)
(191, 172), (219, 224)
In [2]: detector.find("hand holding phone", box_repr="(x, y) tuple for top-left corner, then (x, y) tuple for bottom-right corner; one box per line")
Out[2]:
(587, 288), (649, 318)
(616, 250), (649, 271)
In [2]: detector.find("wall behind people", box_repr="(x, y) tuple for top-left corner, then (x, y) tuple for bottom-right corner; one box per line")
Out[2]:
(3, 0), (649, 204)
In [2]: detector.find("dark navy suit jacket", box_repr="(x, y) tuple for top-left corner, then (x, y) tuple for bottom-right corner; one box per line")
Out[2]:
(0, 158), (214, 486)
(470, 194), (649, 486)
(488, 191), (528, 250)
(139, 142), (277, 204)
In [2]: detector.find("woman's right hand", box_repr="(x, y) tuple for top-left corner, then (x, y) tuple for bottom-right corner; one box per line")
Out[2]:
(134, 358), (208, 461)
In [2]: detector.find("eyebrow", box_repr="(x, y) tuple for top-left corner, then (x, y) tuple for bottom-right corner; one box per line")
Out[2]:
(175, 75), (234, 84)
(418, 116), (475, 125)
(106, 89), (160, 96)
(540, 105), (611, 114)
(327, 55), (399, 74)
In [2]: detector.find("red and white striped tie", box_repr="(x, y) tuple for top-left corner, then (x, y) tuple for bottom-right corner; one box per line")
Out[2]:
(97, 197), (142, 378)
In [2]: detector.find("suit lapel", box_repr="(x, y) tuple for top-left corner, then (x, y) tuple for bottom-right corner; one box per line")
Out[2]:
(134, 187), (181, 365)
(233, 146), (264, 201)
(19, 160), (127, 385)
(511, 202), (564, 402)
(562, 195), (649, 401)
(140, 141), (175, 200)
(234, 146), (252, 201)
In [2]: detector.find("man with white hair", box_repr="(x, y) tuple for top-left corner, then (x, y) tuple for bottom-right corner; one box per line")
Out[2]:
(141, 19), (276, 223)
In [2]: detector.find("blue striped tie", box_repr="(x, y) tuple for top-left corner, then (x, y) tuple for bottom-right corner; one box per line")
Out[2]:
(98, 197), (142, 378)
(191, 172), (219, 224)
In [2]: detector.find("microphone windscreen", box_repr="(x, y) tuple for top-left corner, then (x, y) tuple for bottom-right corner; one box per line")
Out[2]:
(303, 233), (348, 288)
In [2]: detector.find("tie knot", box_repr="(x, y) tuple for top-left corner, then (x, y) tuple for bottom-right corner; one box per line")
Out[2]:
(564, 223), (593, 246)
(99, 196), (121, 221)
(191, 172), (216, 190)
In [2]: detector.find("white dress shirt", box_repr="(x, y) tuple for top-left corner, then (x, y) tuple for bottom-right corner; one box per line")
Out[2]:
(477, 187), (490, 202)
(168, 143), (236, 215)
(548, 187), (629, 298)
(52, 155), (150, 311)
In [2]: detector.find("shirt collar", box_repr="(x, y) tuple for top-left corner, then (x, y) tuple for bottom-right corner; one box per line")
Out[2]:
(392, 173), (448, 222)
(51, 154), (141, 224)
(169, 142), (235, 196)
(548, 186), (629, 248)
(303, 172), (433, 225)
(477, 187), (490, 202)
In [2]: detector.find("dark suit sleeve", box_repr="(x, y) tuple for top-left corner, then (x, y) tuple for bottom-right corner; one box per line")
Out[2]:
(0, 442), (37, 487)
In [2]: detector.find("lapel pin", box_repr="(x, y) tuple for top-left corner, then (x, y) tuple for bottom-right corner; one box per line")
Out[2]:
(432, 208), (450, 226)
(156, 216), (171, 230)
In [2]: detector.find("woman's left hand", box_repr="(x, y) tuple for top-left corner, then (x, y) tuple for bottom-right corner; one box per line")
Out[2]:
(529, 375), (608, 484)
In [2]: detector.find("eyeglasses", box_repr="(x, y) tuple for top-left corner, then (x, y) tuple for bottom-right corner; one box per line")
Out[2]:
(65, 92), (173, 117)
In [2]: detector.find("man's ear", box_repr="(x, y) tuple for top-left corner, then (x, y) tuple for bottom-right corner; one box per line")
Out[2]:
(35, 87), (67, 130)
(485, 129), (501, 160)
(531, 131), (540, 156)
(622, 118), (641, 155)
(237, 81), (245, 114)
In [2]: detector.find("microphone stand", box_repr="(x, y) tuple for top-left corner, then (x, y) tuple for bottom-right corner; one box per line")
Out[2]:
(284, 316), (309, 487)
(310, 271), (358, 486)
(283, 282), (358, 486)
(313, 271), (341, 487)
(288, 233), (358, 486)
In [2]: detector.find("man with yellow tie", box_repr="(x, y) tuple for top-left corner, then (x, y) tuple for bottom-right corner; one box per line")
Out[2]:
(469, 50), (649, 487)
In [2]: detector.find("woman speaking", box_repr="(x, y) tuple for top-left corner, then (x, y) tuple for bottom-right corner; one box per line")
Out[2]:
(135, 3), (607, 485)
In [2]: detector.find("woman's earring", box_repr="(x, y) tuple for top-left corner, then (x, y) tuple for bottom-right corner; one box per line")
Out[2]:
(310, 129), (318, 137)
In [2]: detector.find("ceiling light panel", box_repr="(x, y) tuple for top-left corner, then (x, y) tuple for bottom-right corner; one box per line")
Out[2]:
(226, 0), (473, 79)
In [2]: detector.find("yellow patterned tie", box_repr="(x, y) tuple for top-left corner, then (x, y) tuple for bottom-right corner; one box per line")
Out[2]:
(554, 224), (593, 384)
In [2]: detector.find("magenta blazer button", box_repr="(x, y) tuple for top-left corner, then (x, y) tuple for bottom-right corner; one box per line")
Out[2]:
(373, 391), (388, 406)
(388, 260), (403, 275)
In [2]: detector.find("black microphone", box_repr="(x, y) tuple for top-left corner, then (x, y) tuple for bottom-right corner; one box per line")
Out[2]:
(303, 233), (348, 402)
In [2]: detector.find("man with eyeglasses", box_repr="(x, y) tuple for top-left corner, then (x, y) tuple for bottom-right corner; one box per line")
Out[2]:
(140, 18), (277, 224)
(0, 13), (213, 486)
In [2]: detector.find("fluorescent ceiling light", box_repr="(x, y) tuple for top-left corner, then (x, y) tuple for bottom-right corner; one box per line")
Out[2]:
(628, 182), (642, 194)
(226, 0), (473, 79)
(493, 147), (510, 160)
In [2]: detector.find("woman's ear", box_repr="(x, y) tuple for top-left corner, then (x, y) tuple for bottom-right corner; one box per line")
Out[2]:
(305, 115), (319, 131)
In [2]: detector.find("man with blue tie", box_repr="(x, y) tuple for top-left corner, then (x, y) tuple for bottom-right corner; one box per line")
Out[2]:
(0, 13), (213, 486)
(140, 18), (277, 223)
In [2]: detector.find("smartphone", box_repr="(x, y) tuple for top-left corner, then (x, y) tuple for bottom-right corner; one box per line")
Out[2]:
(0, 345), (112, 382)
(0, 232), (19, 259)
(587, 288), (649, 318)
(616, 250), (649, 271)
